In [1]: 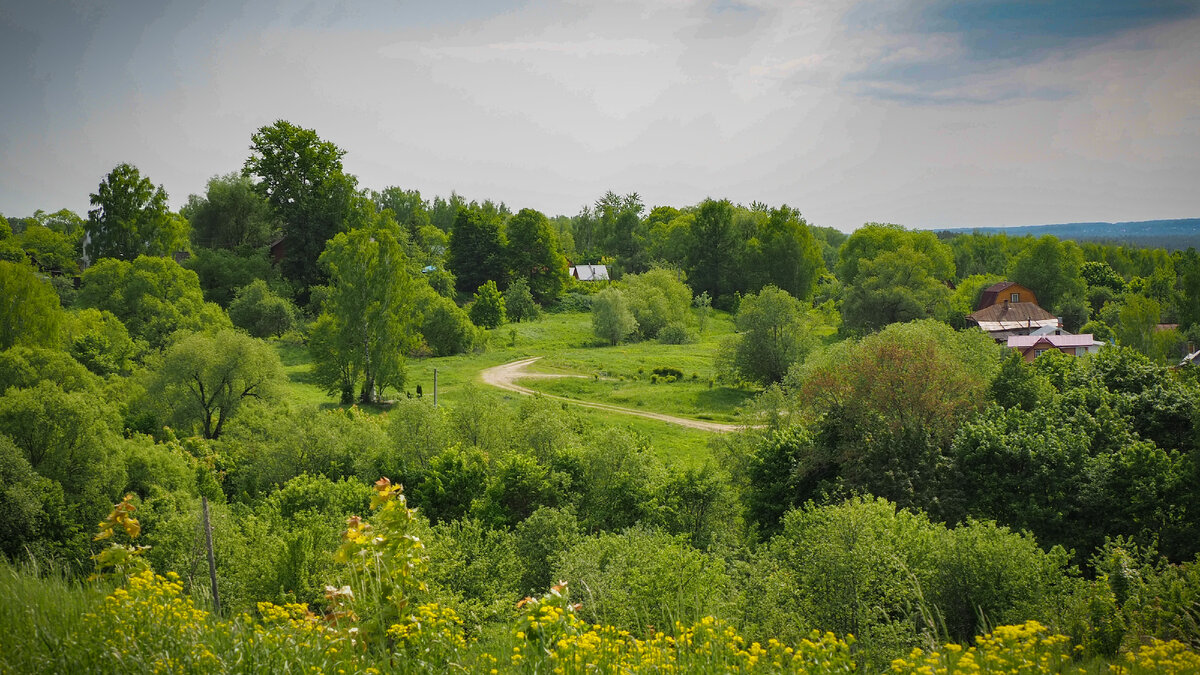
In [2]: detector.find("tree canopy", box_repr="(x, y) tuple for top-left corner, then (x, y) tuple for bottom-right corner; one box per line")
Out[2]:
(85, 163), (189, 261)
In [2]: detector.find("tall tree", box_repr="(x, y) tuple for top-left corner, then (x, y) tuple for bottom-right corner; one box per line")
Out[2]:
(85, 163), (189, 261)
(372, 187), (430, 240)
(752, 205), (825, 301)
(312, 223), (419, 404)
(505, 208), (569, 304)
(243, 120), (356, 291)
(687, 198), (736, 303)
(184, 173), (279, 250)
(841, 248), (953, 332)
(1008, 235), (1087, 315)
(447, 205), (507, 294)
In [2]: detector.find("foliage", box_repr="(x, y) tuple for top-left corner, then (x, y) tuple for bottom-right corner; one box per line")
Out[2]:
(183, 173), (278, 249)
(18, 224), (80, 274)
(554, 527), (733, 635)
(85, 162), (189, 261)
(720, 285), (815, 385)
(63, 308), (140, 376)
(842, 247), (954, 332)
(1008, 235), (1088, 319)
(0, 259), (63, 350)
(448, 205), (507, 294)
(227, 279), (297, 338)
(146, 329), (286, 439)
(506, 207), (569, 303)
(591, 287), (637, 345)
(469, 280), (507, 329)
(76, 255), (230, 349)
(313, 224), (419, 404)
(621, 267), (693, 340)
(503, 276), (540, 323)
(243, 120), (356, 292)
(419, 293), (478, 356)
(183, 246), (275, 307)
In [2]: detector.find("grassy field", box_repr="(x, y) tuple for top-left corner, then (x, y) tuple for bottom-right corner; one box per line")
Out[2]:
(271, 309), (756, 467)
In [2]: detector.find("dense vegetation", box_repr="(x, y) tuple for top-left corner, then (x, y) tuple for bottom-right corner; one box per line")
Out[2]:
(2, 120), (1200, 673)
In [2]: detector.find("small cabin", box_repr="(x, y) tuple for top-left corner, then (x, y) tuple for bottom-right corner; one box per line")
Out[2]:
(977, 281), (1038, 310)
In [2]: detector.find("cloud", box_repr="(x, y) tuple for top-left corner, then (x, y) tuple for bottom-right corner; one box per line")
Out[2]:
(842, 0), (1200, 103)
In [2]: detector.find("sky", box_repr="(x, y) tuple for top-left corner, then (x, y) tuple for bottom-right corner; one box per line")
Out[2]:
(2, 0), (1198, 232)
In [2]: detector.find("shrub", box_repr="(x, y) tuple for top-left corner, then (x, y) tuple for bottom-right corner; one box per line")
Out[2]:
(228, 279), (297, 338)
(468, 280), (506, 329)
(658, 321), (693, 344)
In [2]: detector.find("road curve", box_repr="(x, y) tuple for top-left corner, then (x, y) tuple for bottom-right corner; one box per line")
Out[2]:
(480, 357), (746, 433)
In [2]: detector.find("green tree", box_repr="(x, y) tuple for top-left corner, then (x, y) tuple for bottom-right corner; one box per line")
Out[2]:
(841, 248), (954, 332)
(1008, 235), (1087, 315)
(184, 173), (279, 249)
(447, 206), (507, 294)
(228, 279), (298, 338)
(621, 268), (692, 340)
(503, 277), (539, 323)
(76, 255), (230, 349)
(313, 224), (419, 404)
(469, 280), (507, 329)
(749, 205), (826, 301)
(85, 163), (189, 261)
(686, 198), (736, 302)
(591, 287), (637, 345)
(18, 225), (79, 274)
(147, 329), (286, 439)
(419, 294), (477, 356)
(62, 308), (139, 376)
(1114, 294), (1180, 362)
(243, 120), (356, 291)
(505, 208), (569, 303)
(371, 187), (430, 240)
(183, 247), (275, 306)
(837, 223), (955, 284)
(0, 260), (62, 350)
(719, 285), (814, 385)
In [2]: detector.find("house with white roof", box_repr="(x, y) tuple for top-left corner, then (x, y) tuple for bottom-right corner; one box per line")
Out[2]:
(1007, 334), (1104, 362)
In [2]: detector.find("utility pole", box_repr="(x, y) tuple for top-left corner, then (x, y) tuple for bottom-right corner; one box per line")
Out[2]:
(433, 368), (438, 407)
(202, 496), (221, 615)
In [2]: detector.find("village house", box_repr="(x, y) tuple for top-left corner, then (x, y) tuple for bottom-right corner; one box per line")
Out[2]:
(1007, 334), (1104, 361)
(976, 281), (1038, 309)
(569, 264), (609, 281)
(967, 300), (1061, 342)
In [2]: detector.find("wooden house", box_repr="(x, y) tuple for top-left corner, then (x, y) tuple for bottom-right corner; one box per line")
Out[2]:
(1007, 334), (1103, 361)
(977, 281), (1037, 310)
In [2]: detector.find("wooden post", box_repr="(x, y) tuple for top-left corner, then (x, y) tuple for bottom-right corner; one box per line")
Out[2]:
(202, 496), (221, 615)
(433, 368), (438, 407)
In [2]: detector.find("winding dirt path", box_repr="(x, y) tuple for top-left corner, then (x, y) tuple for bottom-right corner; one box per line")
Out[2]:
(480, 357), (745, 433)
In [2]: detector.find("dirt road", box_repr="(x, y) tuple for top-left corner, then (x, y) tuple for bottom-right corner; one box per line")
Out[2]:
(480, 357), (746, 433)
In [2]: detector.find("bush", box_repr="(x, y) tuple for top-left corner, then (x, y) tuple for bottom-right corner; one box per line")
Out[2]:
(657, 321), (693, 344)
(553, 527), (733, 635)
(652, 366), (684, 380)
(504, 277), (540, 323)
(228, 279), (298, 338)
(419, 294), (477, 356)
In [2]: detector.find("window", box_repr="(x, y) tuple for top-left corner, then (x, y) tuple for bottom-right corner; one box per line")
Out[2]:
(1010, 292), (1020, 303)
(1035, 349), (1046, 357)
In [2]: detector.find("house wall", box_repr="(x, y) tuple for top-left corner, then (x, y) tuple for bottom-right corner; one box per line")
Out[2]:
(983, 283), (1038, 308)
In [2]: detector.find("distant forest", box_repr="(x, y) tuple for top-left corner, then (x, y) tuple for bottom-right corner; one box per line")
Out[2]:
(936, 218), (1200, 251)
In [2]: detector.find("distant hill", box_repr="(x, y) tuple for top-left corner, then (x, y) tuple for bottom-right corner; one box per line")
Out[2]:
(932, 218), (1200, 251)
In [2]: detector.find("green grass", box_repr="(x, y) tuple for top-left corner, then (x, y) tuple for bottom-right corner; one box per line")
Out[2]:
(271, 309), (754, 467)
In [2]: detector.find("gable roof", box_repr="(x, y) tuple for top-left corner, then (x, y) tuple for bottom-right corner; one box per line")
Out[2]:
(969, 302), (1056, 326)
(978, 281), (1019, 309)
(1007, 334), (1103, 349)
(570, 264), (609, 281)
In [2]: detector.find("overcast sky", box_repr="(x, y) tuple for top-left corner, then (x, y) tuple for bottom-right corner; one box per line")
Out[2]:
(2, 0), (1198, 231)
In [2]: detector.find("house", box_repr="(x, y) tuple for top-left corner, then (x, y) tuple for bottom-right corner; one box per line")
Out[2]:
(977, 281), (1038, 310)
(1007, 334), (1103, 361)
(569, 264), (609, 281)
(967, 301), (1061, 342)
